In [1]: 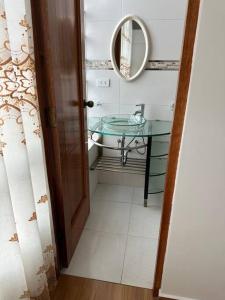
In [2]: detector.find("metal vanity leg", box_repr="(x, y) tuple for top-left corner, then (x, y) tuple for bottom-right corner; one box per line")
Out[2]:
(120, 135), (126, 166)
(144, 137), (152, 207)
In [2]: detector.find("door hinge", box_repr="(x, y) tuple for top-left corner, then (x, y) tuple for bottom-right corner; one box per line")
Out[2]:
(45, 107), (57, 128)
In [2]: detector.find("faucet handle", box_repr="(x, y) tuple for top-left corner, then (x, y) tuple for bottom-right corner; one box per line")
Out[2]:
(135, 104), (145, 117)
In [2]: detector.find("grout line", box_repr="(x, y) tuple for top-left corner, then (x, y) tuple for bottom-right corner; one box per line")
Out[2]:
(85, 18), (185, 23)
(92, 198), (133, 205)
(84, 184), (161, 285)
(120, 186), (134, 283)
(83, 227), (127, 236)
(83, 226), (160, 240)
(127, 232), (160, 241)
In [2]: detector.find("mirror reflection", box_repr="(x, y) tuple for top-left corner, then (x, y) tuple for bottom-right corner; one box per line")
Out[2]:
(113, 19), (148, 80)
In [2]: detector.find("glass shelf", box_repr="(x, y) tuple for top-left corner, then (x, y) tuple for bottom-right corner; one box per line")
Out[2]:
(150, 157), (168, 176)
(148, 174), (166, 194)
(151, 141), (169, 157)
(88, 117), (171, 138)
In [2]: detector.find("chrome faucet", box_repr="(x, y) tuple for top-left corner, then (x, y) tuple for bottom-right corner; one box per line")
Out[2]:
(134, 104), (145, 117)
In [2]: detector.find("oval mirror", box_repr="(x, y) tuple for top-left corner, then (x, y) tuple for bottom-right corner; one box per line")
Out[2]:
(110, 15), (150, 81)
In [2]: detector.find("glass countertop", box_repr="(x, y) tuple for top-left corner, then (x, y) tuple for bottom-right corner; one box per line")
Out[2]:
(88, 117), (172, 137)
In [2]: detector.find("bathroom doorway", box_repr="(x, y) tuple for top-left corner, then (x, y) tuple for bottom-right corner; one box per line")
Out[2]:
(31, 0), (200, 297)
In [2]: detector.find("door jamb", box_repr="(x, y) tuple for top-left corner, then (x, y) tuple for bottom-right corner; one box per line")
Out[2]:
(153, 0), (201, 296)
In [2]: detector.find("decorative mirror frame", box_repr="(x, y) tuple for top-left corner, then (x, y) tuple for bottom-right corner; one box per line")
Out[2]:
(110, 15), (150, 82)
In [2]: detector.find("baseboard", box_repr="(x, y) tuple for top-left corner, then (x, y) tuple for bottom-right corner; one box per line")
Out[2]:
(159, 292), (198, 300)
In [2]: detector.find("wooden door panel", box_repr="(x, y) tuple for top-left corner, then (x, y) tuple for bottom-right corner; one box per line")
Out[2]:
(31, 0), (90, 267)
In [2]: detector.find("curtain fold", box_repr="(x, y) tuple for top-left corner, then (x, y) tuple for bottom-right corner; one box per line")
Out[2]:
(0, 1), (56, 299)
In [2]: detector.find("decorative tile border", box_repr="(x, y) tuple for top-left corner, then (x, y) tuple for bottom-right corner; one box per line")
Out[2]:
(86, 60), (180, 71)
(86, 60), (113, 70)
(146, 60), (180, 70)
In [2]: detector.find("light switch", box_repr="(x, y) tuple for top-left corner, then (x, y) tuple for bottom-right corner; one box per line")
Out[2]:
(170, 102), (175, 112)
(96, 78), (110, 87)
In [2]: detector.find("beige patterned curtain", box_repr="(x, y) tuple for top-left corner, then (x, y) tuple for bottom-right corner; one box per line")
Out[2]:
(0, 1), (56, 299)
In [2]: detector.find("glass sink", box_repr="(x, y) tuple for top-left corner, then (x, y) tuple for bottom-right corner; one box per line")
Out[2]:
(102, 114), (146, 127)
(88, 117), (172, 137)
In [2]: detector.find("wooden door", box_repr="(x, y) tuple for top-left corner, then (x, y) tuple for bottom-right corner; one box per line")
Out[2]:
(31, 0), (90, 267)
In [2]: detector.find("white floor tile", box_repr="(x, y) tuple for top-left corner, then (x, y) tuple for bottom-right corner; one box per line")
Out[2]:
(94, 183), (133, 203)
(63, 184), (162, 287)
(85, 198), (131, 234)
(133, 187), (163, 207)
(129, 204), (161, 239)
(121, 236), (158, 289)
(62, 229), (127, 283)
(98, 171), (145, 187)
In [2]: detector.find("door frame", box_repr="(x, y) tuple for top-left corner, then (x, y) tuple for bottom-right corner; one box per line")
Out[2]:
(31, 0), (201, 289)
(153, 0), (201, 296)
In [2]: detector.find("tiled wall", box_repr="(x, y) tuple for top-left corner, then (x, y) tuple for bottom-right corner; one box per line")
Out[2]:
(85, 0), (188, 121)
(85, 0), (187, 159)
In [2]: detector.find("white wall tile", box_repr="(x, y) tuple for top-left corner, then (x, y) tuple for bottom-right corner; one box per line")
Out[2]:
(88, 145), (98, 199)
(85, 20), (185, 61)
(148, 20), (185, 60)
(88, 143), (98, 166)
(87, 103), (119, 117)
(120, 71), (179, 106)
(122, 0), (188, 21)
(119, 104), (174, 121)
(85, 21), (116, 60)
(150, 104), (174, 121)
(86, 70), (120, 104)
(89, 170), (98, 200)
(119, 104), (139, 115)
(84, 0), (122, 22)
(85, 2), (184, 124)
(102, 135), (121, 157)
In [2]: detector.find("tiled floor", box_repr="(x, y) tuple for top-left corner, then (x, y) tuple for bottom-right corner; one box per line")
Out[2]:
(62, 183), (163, 289)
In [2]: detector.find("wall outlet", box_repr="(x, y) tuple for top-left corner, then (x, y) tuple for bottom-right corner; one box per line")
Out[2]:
(170, 102), (175, 112)
(96, 78), (110, 87)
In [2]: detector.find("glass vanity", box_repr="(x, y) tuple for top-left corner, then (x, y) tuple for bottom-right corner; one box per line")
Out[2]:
(87, 13), (173, 206)
(88, 117), (171, 207)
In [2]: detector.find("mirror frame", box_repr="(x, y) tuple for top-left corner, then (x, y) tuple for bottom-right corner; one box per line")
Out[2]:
(110, 15), (150, 82)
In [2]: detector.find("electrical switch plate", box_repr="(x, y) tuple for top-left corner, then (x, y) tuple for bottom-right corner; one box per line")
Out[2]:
(170, 102), (175, 111)
(96, 78), (110, 87)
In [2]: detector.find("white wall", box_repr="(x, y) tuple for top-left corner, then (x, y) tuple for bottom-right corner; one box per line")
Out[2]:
(84, 0), (187, 121)
(160, 1), (225, 299)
